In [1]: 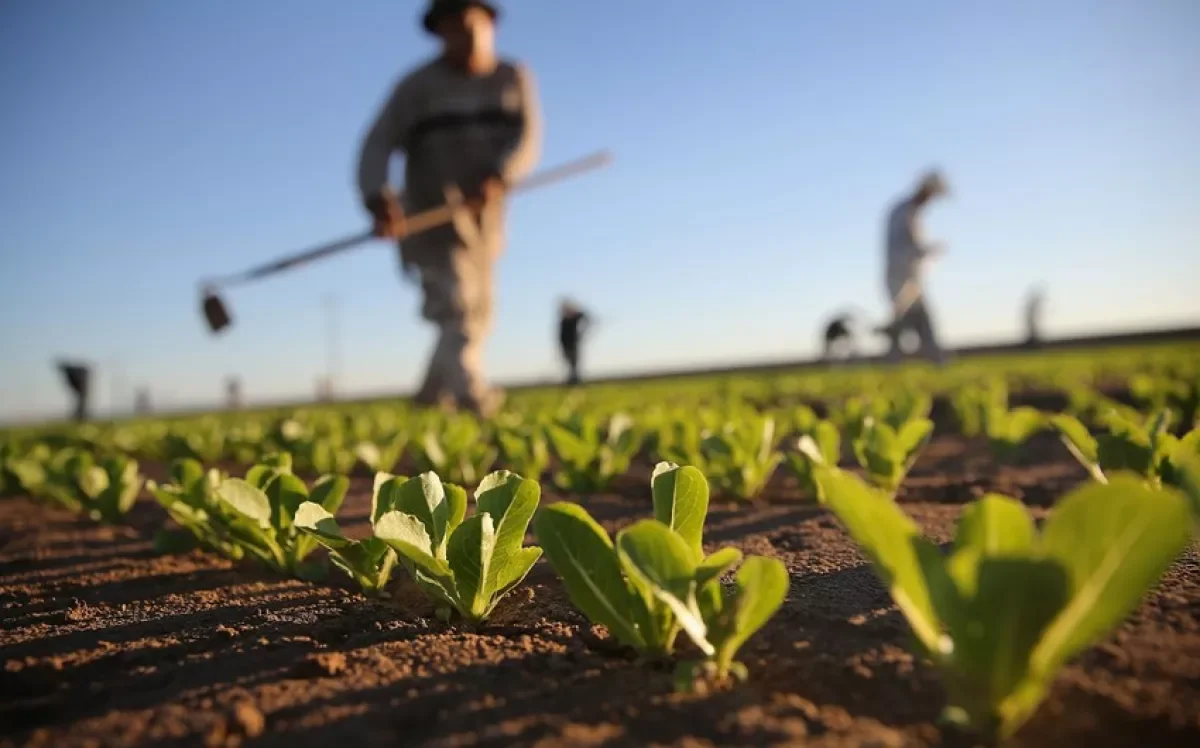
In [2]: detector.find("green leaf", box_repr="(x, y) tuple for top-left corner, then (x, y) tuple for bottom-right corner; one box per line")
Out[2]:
(1166, 444), (1200, 523)
(475, 471), (541, 596)
(354, 442), (382, 471)
(447, 513), (497, 620)
(1033, 477), (1192, 677)
(712, 556), (789, 673)
(294, 501), (351, 548)
(616, 519), (710, 655)
(371, 473), (406, 525)
(375, 510), (453, 581)
(264, 472), (309, 531)
(814, 467), (944, 654)
(533, 503), (645, 649)
(445, 482), (469, 534)
(1007, 407), (1045, 442)
(814, 421), (841, 464)
(651, 462), (710, 562)
(244, 464), (276, 491)
(310, 475), (349, 516)
(696, 547), (743, 588)
(217, 479), (272, 530)
(79, 465), (109, 499)
(948, 495), (1036, 596)
(947, 559), (1070, 737)
(897, 418), (934, 465)
(394, 472), (451, 556)
(493, 546), (542, 597)
(1050, 414), (1103, 481)
(170, 458), (205, 489)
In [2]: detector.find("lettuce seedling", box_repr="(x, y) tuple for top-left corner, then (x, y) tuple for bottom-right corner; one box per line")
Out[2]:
(694, 415), (784, 501)
(983, 406), (1045, 463)
(1050, 410), (1178, 486)
(951, 379), (1008, 439)
(354, 430), (408, 474)
(785, 420), (840, 501)
(850, 416), (933, 495)
(1131, 372), (1199, 430)
(39, 451), (144, 523)
(374, 470), (542, 624)
(813, 465), (1191, 739)
(295, 501), (398, 596)
(418, 415), (499, 486)
(547, 413), (642, 493)
(1, 451), (48, 498)
(205, 457), (349, 579)
(147, 458), (243, 558)
(496, 424), (551, 481)
(673, 554), (789, 692)
(536, 463), (786, 682)
(536, 463), (715, 655)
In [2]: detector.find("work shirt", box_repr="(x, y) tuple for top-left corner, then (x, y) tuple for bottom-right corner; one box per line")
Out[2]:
(357, 57), (542, 263)
(884, 196), (935, 300)
(559, 311), (588, 349)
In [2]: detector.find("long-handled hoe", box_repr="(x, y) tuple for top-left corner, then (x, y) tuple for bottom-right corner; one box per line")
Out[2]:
(200, 150), (612, 334)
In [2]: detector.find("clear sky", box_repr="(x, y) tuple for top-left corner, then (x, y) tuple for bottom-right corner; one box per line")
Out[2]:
(1, 0), (1197, 422)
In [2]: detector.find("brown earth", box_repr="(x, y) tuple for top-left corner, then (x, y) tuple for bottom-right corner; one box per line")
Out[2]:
(1, 435), (1198, 748)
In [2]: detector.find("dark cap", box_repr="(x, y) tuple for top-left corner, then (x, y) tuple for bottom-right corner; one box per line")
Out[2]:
(422, 0), (500, 34)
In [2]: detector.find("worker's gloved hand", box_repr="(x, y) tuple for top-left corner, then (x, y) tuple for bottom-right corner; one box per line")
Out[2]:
(476, 173), (507, 205)
(366, 192), (406, 238)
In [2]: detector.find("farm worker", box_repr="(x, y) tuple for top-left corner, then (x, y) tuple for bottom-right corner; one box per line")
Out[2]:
(1024, 286), (1046, 348)
(558, 299), (591, 386)
(881, 170), (949, 364)
(357, 0), (542, 417)
(56, 361), (91, 422)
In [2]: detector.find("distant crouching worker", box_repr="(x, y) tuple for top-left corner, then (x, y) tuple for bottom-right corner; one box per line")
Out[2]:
(822, 312), (857, 361)
(882, 170), (949, 364)
(558, 299), (591, 386)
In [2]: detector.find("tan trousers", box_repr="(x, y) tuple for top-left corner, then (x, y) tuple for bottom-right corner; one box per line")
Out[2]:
(412, 247), (495, 408)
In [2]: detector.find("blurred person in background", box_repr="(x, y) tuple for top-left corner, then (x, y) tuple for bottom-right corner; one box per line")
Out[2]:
(880, 170), (949, 364)
(558, 299), (591, 386)
(357, 0), (542, 417)
(226, 376), (242, 410)
(1024, 286), (1047, 348)
(134, 387), (152, 415)
(56, 360), (91, 422)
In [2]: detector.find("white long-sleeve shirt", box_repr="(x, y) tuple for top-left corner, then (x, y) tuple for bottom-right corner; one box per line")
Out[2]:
(884, 196), (936, 300)
(357, 56), (542, 263)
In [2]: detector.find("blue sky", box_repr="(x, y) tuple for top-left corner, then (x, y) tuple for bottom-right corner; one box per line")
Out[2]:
(1, 0), (1197, 421)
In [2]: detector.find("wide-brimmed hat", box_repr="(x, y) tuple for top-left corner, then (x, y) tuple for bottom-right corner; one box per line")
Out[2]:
(422, 0), (500, 34)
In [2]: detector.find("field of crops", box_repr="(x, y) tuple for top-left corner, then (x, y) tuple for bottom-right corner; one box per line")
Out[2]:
(3, 342), (1199, 747)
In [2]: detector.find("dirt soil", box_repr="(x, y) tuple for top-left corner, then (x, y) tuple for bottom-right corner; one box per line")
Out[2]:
(2, 434), (1198, 748)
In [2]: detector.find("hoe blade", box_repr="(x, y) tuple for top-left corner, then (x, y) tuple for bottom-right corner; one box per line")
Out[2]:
(202, 290), (232, 334)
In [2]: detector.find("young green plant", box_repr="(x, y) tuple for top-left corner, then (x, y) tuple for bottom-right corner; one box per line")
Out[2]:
(373, 470), (541, 624)
(202, 454), (350, 579)
(849, 415), (933, 496)
(546, 413), (642, 493)
(1050, 409), (1178, 486)
(785, 420), (840, 501)
(294, 475), (398, 596)
(535, 463), (787, 687)
(812, 464), (1191, 739)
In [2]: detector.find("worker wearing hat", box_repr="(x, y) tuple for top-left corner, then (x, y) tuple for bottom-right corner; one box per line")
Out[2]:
(880, 169), (949, 363)
(357, 0), (542, 416)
